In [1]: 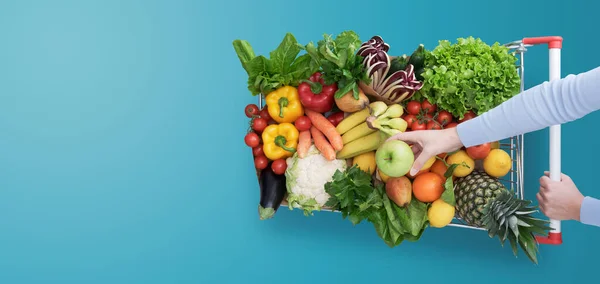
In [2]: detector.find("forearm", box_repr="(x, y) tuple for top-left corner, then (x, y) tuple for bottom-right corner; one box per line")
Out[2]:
(580, 197), (600, 227)
(456, 66), (600, 147)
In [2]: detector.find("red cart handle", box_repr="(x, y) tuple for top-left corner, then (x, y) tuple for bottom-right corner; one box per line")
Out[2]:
(523, 36), (563, 49)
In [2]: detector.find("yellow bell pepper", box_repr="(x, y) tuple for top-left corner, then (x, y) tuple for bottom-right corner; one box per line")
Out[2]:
(265, 86), (304, 123)
(262, 123), (299, 160)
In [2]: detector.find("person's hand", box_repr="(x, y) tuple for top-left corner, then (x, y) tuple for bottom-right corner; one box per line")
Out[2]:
(536, 171), (584, 221)
(385, 128), (464, 176)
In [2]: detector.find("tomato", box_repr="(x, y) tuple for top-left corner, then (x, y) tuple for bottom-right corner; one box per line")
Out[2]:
(436, 110), (453, 126)
(294, 116), (312, 132)
(245, 104), (260, 118)
(326, 112), (345, 127)
(251, 117), (268, 133)
(427, 120), (442, 130)
(423, 113), (434, 121)
(252, 145), (264, 156)
(244, 132), (260, 147)
(271, 159), (287, 175)
(406, 101), (422, 115)
(259, 107), (271, 120)
(445, 122), (458, 129)
(404, 114), (417, 126)
(459, 110), (477, 123)
(254, 155), (268, 170)
(411, 120), (427, 131)
(466, 143), (491, 160)
(421, 99), (437, 114)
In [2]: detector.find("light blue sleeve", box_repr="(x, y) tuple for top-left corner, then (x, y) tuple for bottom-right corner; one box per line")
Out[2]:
(455, 66), (600, 227)
(456, 66), (600, 147)
(581, 197), (600, 227)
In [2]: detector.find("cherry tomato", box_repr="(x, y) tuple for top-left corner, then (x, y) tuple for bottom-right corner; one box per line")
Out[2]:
(436, 110), (453, 126)
(421, 99), (437, 114)
(294, 116), (312, 132)
(254, 155), (268, 170)
(466, 143), (491, 160)
(259, 107), (271, 120)
(271, 159), (287, 175)
(427, 120), (442, 130)
(406, 101), (422, 115)
(411, 120), (427, 131)
(244, 132), (260, 147)
(252, 145), (264, 157)
(251, 117), (268, 133)
(423, 113), (434, 121)
(404, 114), (418, 126)
(326, 112), (345, 127)
(245, 104), (260, 118)
(445, 122), (458, 128)
(459, 110), (477, 123)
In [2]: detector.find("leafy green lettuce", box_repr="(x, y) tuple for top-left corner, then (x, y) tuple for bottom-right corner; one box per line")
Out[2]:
(324, 165), (430, 248)
(417, 37), (521, 119)
(233, 33), (320, 96)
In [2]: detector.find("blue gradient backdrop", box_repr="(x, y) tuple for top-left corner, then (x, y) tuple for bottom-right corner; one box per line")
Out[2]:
(0, 0), (598, 283)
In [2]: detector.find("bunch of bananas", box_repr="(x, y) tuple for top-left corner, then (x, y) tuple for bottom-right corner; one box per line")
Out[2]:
(335, 102), (408, 159)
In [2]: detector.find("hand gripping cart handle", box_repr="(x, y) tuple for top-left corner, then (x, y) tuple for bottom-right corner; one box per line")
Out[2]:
(506, 36), (564, 245)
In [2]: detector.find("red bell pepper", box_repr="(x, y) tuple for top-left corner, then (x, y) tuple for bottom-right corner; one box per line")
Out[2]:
(297, 72), (338, 113)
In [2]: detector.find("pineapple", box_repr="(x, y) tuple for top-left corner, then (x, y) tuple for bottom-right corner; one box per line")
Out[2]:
(454, 170), (552, 264)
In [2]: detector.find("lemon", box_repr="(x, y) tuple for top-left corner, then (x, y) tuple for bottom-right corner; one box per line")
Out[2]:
(446, 150), (475, 177)
(421, 155), (436, 171)
(428, 199), (455, 228)
(483, 149), (512, 177)
(378, 168), (391, 183)
(353, 151), (376, 175)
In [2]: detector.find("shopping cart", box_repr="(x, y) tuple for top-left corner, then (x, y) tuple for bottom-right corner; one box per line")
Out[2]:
(256, 35), (564, 246)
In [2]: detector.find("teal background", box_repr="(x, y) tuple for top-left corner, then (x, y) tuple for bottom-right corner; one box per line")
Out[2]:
(0, 0), (598, 283)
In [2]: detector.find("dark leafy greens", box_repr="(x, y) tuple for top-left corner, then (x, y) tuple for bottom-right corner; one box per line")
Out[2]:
(233, 33), (319, 96)
(324, 165), (429, 247)
(299, 31), (371, 99)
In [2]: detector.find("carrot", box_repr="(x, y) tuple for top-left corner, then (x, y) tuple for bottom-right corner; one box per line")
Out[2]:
(297, 130), (312, 158)
(310, 126), (336, 161)
(304, 109), (344, 151)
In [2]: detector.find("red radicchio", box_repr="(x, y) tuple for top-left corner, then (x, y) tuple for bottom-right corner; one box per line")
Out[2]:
(357, 36), (424, 103)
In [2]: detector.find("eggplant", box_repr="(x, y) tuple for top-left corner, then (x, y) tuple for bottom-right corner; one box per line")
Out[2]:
(258, 166), (287, 220)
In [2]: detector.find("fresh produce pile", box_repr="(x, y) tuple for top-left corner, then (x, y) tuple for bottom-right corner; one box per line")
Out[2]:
(234, 31), (552, 264)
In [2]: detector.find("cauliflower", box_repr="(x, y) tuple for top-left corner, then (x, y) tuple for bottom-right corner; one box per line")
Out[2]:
(285, 145), (347, 216)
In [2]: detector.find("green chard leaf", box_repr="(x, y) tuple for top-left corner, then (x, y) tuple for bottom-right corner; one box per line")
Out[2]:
(270, 33), (302, 75)
(440, 163), (459, 206)
(232, 39), (256, 74)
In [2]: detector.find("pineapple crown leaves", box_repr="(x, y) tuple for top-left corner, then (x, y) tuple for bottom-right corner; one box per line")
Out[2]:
(481, 190), (553, 265)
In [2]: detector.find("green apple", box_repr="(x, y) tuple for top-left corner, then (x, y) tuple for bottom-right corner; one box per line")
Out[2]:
(375, 140), (414, 178)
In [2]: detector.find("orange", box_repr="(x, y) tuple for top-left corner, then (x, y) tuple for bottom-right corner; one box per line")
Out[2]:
(430, 160), (448, 178)
(412, 172), (445, 203)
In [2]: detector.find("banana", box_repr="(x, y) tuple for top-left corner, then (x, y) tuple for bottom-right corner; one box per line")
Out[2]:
(369, 101), (388, 117)
(341, 122), (376, 144)
(379, 104), (404, 119)
(337, 131), (388, 159)
(380, 117), (408, 132)
(335, 108), (370, 135)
